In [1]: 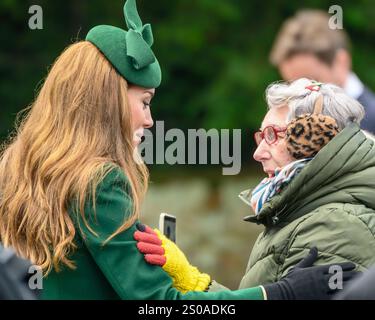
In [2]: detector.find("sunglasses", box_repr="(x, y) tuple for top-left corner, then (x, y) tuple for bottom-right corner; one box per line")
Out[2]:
(254, 125), (287, 146)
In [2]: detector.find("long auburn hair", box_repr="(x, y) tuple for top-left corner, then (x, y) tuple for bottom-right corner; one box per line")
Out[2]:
(0, 41), (149, 275)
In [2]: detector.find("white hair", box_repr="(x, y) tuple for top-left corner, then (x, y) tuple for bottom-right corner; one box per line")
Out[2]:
(265, 78), (365, 130)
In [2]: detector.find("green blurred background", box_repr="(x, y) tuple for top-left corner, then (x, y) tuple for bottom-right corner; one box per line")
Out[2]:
(1, 0), (374, 289)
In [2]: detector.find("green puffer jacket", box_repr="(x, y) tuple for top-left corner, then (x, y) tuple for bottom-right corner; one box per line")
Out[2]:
(239, 123), (375, 289)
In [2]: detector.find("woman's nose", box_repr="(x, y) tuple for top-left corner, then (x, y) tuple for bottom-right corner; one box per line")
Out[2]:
(253, 140), (270, 162)
(144, 109), (154, 129)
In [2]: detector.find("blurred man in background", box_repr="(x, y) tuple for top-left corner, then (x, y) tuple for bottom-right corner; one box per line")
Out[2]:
(270, 10), (375, 134)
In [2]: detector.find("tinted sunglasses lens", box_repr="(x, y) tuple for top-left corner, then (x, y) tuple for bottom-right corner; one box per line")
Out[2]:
(264, 127), (276, 144)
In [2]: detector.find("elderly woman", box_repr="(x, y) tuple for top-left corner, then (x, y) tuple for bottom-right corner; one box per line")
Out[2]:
(236, 78), (375, 287)
(136, 78), (375, 296)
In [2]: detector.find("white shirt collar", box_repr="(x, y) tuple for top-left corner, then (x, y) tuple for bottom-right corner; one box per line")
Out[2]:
(343, 72), (364, 100)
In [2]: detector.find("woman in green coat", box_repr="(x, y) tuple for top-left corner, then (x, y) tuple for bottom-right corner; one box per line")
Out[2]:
(0, 1), (356, 300)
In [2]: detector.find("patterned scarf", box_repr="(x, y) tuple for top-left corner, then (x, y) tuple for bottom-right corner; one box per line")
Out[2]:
(239, 158), (312, 215)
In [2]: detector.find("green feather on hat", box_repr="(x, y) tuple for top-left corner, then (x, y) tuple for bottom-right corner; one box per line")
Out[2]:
(86, 0), (161, 88)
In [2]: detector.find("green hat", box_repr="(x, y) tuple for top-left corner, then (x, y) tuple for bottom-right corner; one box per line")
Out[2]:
(86, 0), (161, 88)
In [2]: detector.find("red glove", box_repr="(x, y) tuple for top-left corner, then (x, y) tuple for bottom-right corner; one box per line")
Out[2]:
(134, 224), (166, 266)
(133, 223), (212, 293)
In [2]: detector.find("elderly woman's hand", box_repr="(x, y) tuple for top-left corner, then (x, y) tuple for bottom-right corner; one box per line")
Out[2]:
(262, 247), (359, 300)
(134, 223), (211, 293)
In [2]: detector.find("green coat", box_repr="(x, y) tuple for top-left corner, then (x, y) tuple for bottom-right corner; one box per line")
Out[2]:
(41, 168), (263, 300)
(238, 123), (375, 289)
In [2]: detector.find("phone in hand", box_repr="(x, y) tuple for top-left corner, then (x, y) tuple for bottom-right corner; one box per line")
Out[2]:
(159, 213), (176, 243)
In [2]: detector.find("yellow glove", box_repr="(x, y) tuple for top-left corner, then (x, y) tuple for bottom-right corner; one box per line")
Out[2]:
(134, 223), (211, 293)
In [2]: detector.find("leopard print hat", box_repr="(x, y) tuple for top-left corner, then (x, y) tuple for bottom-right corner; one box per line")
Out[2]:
(286, 91), (339, 160)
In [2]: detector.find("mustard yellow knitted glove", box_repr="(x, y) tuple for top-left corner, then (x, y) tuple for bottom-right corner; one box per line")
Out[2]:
(134, 223), (211, 293)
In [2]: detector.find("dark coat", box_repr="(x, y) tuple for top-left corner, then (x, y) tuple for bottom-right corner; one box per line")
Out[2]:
(358, 86), (375, 134)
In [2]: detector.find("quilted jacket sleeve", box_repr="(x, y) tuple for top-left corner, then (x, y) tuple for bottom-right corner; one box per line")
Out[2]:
(279, 203), (375, 279)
